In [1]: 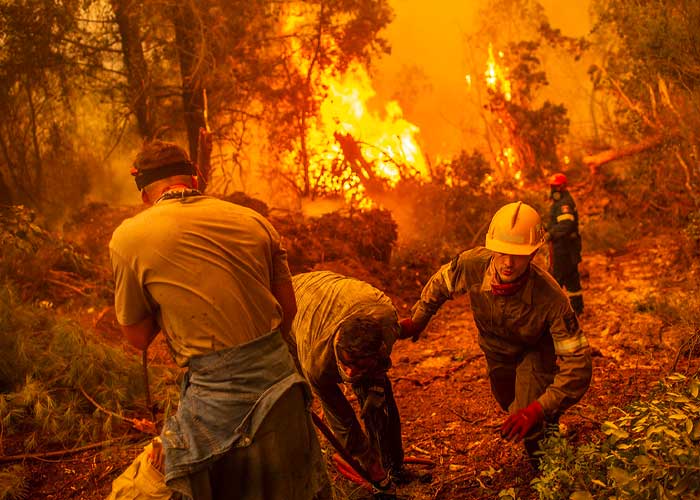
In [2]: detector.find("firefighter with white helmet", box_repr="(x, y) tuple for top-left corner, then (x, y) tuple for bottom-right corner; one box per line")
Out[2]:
(398, 202), (592, 464)
(546, 173), (584, 315)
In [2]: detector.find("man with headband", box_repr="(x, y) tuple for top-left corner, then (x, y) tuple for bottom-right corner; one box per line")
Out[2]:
(288, 271), (417, 492)
(109, 138), (331, 499)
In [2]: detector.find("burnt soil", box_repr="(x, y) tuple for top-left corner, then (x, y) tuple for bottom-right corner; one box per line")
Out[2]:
(6, 204), (698, 500)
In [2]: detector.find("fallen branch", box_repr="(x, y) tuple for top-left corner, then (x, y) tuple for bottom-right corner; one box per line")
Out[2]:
(394, 376), (424, 386)
(582, 133), (664, 172)
(80, 386), (157, 435)
(572, 408), (604, 426)
(0, 434), (141, 463)
(45, 278), (89, 296)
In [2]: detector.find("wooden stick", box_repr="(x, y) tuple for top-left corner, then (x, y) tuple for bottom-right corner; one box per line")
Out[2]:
(79, 386), (157, 435)
(142, 349), (154, 420)
(0, 435), (141, 463)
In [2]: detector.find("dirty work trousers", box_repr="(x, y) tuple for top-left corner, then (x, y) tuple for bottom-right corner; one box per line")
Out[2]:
(186, 385), (333, 500)
(353, 375), (404, 475)
(485, 348), (558, 460)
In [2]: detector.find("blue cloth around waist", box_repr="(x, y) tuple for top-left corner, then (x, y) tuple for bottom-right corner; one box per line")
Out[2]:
(161, 329), (309, 484)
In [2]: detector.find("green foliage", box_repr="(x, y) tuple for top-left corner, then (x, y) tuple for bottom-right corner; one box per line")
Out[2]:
(587, 1), (700, 227)
(497, 487), (520, 500)
(533, 374), (700, 499)
(506, 100), (570, 179)
(0, 281), (179, 451)
(0, 464), (28, 500)
(593, 0), (700, 91)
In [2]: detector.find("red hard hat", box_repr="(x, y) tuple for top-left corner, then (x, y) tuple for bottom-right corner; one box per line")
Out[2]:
(549, 173), (567, 186)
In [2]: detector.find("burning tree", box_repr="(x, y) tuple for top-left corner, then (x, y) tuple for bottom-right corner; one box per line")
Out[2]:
(266, 2), (431, 209)
(473, 40), (570, 185)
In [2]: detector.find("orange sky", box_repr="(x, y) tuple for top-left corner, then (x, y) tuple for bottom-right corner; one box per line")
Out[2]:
(372, 0), (593, 161)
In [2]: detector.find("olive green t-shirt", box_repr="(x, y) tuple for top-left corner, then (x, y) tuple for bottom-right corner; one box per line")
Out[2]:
(109, 195), (291, 367)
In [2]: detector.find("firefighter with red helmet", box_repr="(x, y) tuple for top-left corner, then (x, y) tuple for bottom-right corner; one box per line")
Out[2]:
(546, 173), (584, 315)
(399, 202), (592, 465)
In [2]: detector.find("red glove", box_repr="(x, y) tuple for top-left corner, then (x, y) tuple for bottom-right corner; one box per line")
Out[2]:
(500, 401), (544, 441)
(398, 318), (423, 342)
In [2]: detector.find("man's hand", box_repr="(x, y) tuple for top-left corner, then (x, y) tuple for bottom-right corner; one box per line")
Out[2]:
(500, 401), (544, 441)
(361, 386), (386, 419)
(398, 318), (423, 342)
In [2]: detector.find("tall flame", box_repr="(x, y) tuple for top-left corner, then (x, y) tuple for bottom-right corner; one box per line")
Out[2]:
(485, 43), (511, 102)
(466, 43), (522, 186)
(281, 8), (430, 208)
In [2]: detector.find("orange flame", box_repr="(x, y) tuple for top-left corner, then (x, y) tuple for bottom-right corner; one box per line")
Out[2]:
(485, 43), (511, 102)
(466, 43), (523, 187)
(281, 9), (430, 208)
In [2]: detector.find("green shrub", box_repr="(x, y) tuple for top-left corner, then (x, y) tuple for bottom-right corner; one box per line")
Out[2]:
(533, 374), (700, 499)
(0, 465), (28, 500)
(0, 281), (179, 451)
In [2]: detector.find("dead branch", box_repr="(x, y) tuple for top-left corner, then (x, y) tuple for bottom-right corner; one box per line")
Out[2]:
(676, 151), (700, 207)
(80, 386), (157, 435)
(45, 278), (89, 296)
(608, 76), (657, 129)
(0, 434), (141, 463)
(394, 376), (424, 386)
(672, 328), (700, 374)
(445, 407), (471, 424)
(93, 306), (112, 327)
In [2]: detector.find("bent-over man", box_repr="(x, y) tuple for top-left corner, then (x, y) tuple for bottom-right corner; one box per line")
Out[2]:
(289, 271), (410, 488)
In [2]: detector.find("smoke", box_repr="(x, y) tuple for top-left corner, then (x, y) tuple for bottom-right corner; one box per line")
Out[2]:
(371, 0), (594, 161)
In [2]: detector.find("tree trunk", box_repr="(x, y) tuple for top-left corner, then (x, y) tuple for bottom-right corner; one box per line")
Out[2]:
(0, 171), (13, 205)
(111, 0), (154, 139)
(582, 134), (665, 173)
(172, 2), (206, 161)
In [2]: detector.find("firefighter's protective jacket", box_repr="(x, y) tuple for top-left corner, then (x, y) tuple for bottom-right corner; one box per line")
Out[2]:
(411, 247), (591, 418)
(549, 189), (582, 262)
(290, 271), (399, 462)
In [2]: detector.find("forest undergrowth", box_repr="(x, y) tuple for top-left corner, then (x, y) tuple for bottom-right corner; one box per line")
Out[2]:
(1, 198), (700, 500)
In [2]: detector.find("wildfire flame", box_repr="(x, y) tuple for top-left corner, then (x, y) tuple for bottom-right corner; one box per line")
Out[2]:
(485, 43), (511, 102)
(282, 8), (430, 208)
(467, 43), (523, 187)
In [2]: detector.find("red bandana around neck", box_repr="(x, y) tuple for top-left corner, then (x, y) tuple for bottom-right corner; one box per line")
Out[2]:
(491, 268), (530, 296)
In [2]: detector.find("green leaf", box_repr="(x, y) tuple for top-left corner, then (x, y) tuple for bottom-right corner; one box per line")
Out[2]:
(691, 420), (700, 441)
(663, 428), (680, 439)
(633, 455), (651, 466)
(570, 491), (593, 500)
(689, 378), (700, 398)
(602, 421), (630, 440)
(609, 466), (632, 486)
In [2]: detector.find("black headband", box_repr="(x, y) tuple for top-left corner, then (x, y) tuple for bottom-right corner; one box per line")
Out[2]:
(132, 161), (197, 191)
